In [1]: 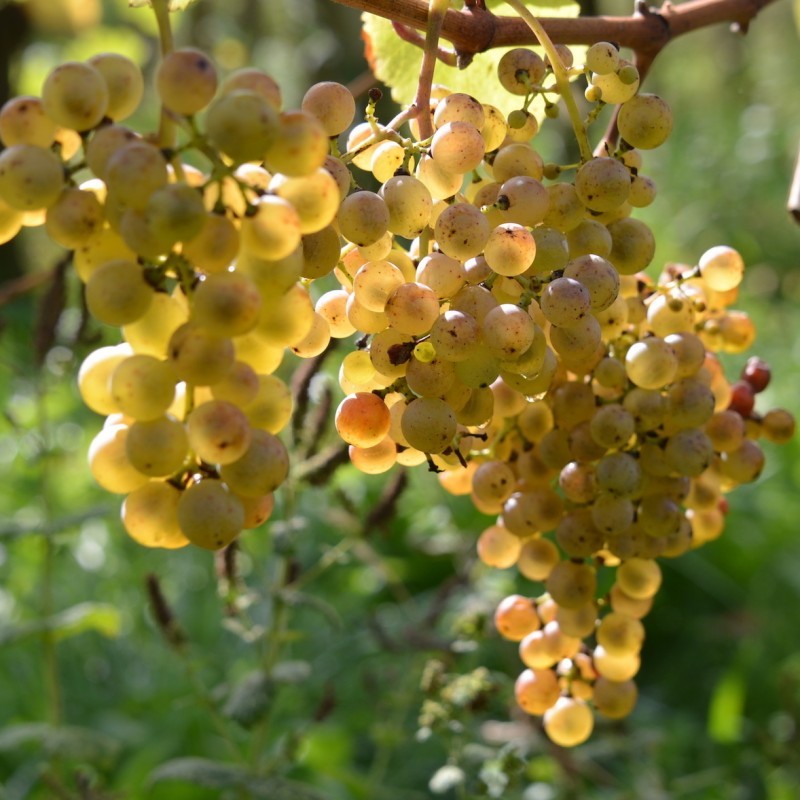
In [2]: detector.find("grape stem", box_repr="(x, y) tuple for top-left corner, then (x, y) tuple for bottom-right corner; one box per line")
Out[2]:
(151, 0), (178, 150)
(502, 0), (592, 163)
(411, 0), (451, 141)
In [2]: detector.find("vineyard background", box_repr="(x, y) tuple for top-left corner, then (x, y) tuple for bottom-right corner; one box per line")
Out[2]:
(0, 0), (799, 797)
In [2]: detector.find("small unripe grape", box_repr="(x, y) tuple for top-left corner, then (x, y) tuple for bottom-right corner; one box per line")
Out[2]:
(42, 61), (109, 132)
(543, 696), (594, 747)
(157, 48), (217, 116)
(122, 481), (188, 549)
(177, 479), (244, 550)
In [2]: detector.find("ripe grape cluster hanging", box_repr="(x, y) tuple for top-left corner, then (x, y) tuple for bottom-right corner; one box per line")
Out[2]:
(0, 15), (794, 748)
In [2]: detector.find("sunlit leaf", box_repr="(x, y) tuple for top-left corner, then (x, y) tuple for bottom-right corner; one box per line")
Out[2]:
(0, 602), (121, 646)
(362, 3), (582, 120)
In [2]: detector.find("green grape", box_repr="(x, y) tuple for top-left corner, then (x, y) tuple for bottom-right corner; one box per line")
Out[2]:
(353, 259), (405, 312)
(219, 67), (281, 109)
(664, 332), (706, 378)
(433, 92), (485, 130)
(545, 560), (597, 609)
(592, 677), (638, 720)
(556, 601), (599, 638)
(384, 281), (440, 336)
(590, 492), (634, 536)
(476, 524), (522, 569)
(233, 329), (284, 375)
(472, 460), (516, 506)
(540, 277), (592, 326)
(209, 360), (260, 407)
(520, 621), (580, 669)
(646, 291), (696, 336)
(168, 321), (235, 385)
(0, 144), (65, 211)
(337, 190), (390, 248)
(405, 354), (455, 397)
(720, 439), (765, 484)
(415, 153), (462, 201)
(505, 108), (539, 142)
(400, 396), (457, 454)
(491, 142), (544, 183)
(369, 140), (406, 183)
(182, 212), (240, 274)
(480, 103), (508, 151)
(125, 415), (189, 477)
(265, 109), (328, 177)
(516, 536), (558, 582)
(257, 283), (315, 347)
(349, 438), (397, 474)
(609, 583), (653, 618)
(481, 303), (536, 360)
(380, 174), (433, 239)
(760, 408), (795, 445)
(156, 48), (217, 116)
(346, 294), (388, 335)
(616, 557), (662, 599)
(542, 183), (585, 232)
(503, 487), (564, 537)
(415, 253), (466, 299)
(543, 696), (594, 747)
(110, 354), (177, 421)
(301, 80), (356, 136)
(592, 644), (641, 681)
(177, 478), (244, 551)
(0, 196), (23, 244)
(44, 187), (104, 249)
(244, 374), (293, 433)
(105, 141), (169, 210)
(452, 343), (501, 389)
(623, 387), (667, 433)
(146, 182), (206, 247)
(629, 173), (657, 207)
(590, 61), (639, 104)
(556, 508), (604, 558)
(608, 217), (656, 274)
(270, 168), (341, 235)
(585, 42), (620, 75)
(218, 428), (289, 498)
(368, 327), (412, 380)
(42, 60), (108, 132)
(698, 245), (745, 291)
(121, 481), (188, 549)
(494, 595), (540, 641)
(558, 462), (598, 504)
(430, 120), (485, 174)
(526, 227), (569, 274)
(574, 157), (631, 212)
(291, 312), (331, 358)
(450, 284), (499, 326)
(335, 392), (391, 448)
(85, 124), (138, 180)
(0, 96), (57, 148)
(205, 89), (279, 164)
(666, 378), (715, 430)
(595, 451), (642, 496)
(237, 245), (303, 295)
(483, 223), (536, 277)
(596, 612), (645, 656)
(498, 175), (549, 228)
(618, 93), (673, 150)
(497, 48), (546, 95)
(625, 336), (678, 389)
(590, 404), (635, 450)
(563, 254), (619, 312)
(192, 271), (262, 337)
(240, 195), (302, 261)
(88, 424), (150, 494)
(87, 52), (144, 121)
(187, 400), (252, 466)
(78, 343), (133, 415)
(85, 258), (154, 326)
(515, 668), (560, 716)
(301, 225), (341, 279)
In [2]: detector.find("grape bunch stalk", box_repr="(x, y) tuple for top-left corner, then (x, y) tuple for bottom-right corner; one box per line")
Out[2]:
(0, 0), (794, 748)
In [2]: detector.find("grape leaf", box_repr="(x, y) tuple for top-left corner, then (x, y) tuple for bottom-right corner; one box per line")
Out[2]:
(128, 0), (197, 10)
(362, 3), (582, 120)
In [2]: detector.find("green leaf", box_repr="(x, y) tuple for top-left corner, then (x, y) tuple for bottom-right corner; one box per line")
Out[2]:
(0, 602), (121, 646)
(148, 759), (327, 798)
(708, 668), (745, 743)
(0, 723), (119, 763)
(222, 670), (273, 729)
(362, 3), (582, 120)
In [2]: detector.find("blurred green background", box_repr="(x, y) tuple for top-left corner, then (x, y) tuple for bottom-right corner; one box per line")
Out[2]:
(0, 0), (798, 798)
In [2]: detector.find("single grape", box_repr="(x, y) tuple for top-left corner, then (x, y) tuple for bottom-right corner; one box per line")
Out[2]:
(157, 48), (218, 116)
(122, 481), (188, 549)
(87, 52), (144, 121)
(177, 478), (244, 550)
(126, 415), (189, 477)
(543, 696), (594, 747)
(400, 397), (457, 454)
(0, 144), (65, 211)
(301, 81), (356, 136)
(42, 61), (109, 132)
(618, 93), (673, 150)
(204, 89), (279, 164)
(85, 259), (154, 327)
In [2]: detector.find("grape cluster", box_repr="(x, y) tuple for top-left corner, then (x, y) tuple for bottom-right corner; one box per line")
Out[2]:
(0, 33), (794, 746)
